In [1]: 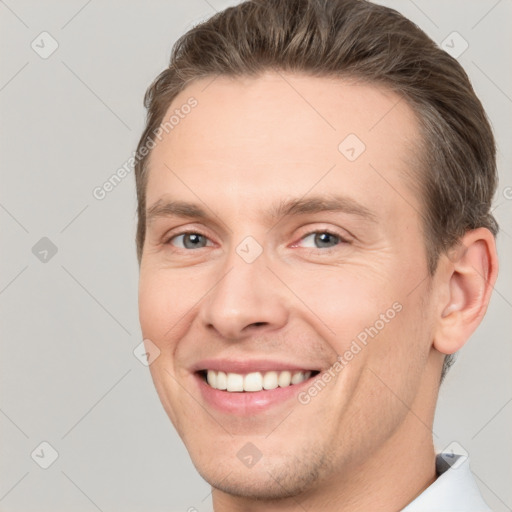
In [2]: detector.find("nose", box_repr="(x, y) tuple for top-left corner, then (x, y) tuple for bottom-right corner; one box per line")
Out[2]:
(198, 247), (289, 341)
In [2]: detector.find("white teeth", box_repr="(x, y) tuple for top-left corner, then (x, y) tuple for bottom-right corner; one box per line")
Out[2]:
(278, 370), (291, 387)
(226, 372), (244, 392)
(207, 370), (216, 388)
(216, 371), (227, 390)
(262, 371), (278, 390)
(244, 372), (263, 392)
(204, 369), (313, 392)
(291, 371), (305, 385)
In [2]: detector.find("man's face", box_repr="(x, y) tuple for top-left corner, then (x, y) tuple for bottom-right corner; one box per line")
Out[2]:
(138, 73), (440, 498)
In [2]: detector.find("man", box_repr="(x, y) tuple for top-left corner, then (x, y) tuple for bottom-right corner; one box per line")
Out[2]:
(134, 0), (499, 510)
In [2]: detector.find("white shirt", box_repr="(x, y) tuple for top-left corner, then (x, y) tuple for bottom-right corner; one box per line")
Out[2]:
(401, 453), (491, 511)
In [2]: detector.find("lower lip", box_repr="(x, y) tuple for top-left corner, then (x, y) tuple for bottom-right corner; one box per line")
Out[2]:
(194, 373), (315, 415)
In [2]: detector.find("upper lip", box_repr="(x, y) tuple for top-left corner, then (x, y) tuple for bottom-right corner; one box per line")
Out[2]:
(191, 358), (319, 374)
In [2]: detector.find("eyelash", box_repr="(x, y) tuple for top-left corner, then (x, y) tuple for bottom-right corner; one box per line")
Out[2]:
(292, 230), (350, 251)
(164, 229), (350, 252)
(164, 230), (213, 249)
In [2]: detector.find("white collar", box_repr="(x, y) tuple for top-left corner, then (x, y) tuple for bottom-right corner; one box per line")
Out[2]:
(401, 453), (491, 511)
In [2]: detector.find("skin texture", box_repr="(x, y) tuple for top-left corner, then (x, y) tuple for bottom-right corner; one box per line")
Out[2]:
(138, 72), (498, 511)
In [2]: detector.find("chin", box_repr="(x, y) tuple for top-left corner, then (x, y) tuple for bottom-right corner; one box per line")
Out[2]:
(191, 450), (326, 501)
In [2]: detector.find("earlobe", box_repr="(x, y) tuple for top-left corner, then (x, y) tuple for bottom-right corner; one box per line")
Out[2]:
(433, 228), (498, 355)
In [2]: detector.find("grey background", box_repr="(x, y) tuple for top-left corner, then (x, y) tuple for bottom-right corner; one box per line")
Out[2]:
(0, 1), (510, 511)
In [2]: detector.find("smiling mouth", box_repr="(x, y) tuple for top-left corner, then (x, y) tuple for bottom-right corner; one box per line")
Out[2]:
(198, 369), (320, 392)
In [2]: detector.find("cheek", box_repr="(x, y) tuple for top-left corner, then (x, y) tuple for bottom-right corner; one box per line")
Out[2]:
(138, 268), (202, 428)
(285, 256), (431, 378)
(282, 264), (401, 344)
(356, 285), (434, 414)
(138, 267), (199, 350)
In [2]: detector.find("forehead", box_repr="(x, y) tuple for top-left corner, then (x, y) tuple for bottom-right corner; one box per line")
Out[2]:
(145, 72), (421, 221)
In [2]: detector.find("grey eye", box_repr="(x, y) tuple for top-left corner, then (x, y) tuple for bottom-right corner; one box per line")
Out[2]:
(301, 232), (341, 249)
(172, 233), (209, 249)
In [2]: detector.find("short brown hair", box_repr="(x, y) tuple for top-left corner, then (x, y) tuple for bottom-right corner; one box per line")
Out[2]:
(134, 0), (499, 378)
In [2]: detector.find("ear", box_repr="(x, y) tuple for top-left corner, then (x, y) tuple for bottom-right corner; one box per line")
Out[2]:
(433, 227), (499, 355)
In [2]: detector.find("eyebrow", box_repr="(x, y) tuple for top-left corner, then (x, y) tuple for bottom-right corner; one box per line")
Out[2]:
(146, 194), (378, 225)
